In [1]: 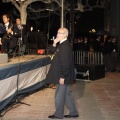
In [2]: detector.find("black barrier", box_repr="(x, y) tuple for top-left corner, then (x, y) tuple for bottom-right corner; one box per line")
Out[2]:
(74, 50), (105, 80)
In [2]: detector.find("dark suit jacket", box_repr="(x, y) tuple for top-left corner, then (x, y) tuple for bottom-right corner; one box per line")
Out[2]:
(111, 42), (118, 53)
(14, 24), (27, 44)
(2, 22), (20, 49)
(10, 23), (20, 48)
(93, 40), (102, 52)
(46, 40), (76, 84)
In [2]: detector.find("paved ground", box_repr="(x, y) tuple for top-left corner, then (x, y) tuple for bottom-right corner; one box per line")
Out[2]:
(0, 71), (120, 120)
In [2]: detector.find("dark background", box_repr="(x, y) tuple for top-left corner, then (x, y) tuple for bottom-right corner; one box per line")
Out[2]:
(0, 1), (104, 48)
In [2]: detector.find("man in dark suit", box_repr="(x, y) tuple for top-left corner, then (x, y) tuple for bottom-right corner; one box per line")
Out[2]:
(15, 18), (27, 45)
(93, 35), (102, 52)
(1, 14), (19, 54)
(46, 28), (79, 119)
(15, 18), (27, 54)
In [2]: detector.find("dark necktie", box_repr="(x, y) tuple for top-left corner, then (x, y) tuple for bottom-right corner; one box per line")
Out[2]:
(5, 25), (8, 30)
(18, 25), (22, 30)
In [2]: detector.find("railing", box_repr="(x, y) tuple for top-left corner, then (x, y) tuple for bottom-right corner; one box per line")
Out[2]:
(74, 50), (103, 65)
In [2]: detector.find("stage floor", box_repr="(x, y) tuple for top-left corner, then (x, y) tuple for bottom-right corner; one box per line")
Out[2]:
(0, 55), (47, 67)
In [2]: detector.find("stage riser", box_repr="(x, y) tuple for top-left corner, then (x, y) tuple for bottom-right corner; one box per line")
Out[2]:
(0, 56), (50, 112)
(76, 64), (105, 80)
(0, 54), (8, 64)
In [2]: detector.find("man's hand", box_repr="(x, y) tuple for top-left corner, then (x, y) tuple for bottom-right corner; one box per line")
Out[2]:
(59, 78), (65, 85)
(7, 28), (12, 34)
(53, 38), (61, 47)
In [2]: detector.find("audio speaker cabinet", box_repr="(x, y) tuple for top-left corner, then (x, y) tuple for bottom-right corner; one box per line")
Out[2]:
(76, 64), (105, 80)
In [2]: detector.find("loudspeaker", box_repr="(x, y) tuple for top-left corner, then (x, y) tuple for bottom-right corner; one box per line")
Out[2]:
(76, 64), (105, 80)
(0, 53), (8, 64)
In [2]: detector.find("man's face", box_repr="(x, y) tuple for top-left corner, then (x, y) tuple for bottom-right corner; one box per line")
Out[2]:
(2, 15), (9, 24)
(112, 38), (116, 43)
(57, 28), (66, 41)
(98, 36), (101, 40)
(16, 19), (21, 25)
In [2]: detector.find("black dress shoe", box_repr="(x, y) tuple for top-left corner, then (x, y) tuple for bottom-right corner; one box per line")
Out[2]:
(64, 114), (79, 118)
(48, 115), (62, 119)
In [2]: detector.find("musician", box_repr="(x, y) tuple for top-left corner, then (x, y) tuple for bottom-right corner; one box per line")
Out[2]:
(16, 18), (27, 45)
(15, 18), (27, 53)
(1, 14), (19, 53)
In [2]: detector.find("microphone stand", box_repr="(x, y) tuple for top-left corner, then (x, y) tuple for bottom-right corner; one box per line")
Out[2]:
(14, 24), (31, 106)
(14, 54), (31, 106)
(0, 25), (30, 117)
(19, 25), (24, 56)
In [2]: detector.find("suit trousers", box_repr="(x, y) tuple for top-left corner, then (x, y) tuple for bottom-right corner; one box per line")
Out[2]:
(110, 52), (118, 71)
(103, 54), (111, 71)
(1, 38), (10, 52)
(54, 84), (78, 118)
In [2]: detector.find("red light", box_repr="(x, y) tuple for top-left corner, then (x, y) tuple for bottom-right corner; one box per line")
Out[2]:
(38, 49), (44, 54)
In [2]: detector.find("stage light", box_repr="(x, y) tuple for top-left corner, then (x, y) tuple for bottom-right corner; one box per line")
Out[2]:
(89, 30), (92, 33)
(30, 26), (33, 31)
(92, 29), (96, 33)
(46, 8), (53, 11)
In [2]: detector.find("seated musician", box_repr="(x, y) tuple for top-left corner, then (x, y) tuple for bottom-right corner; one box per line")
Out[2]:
(0, 14), (20, 54)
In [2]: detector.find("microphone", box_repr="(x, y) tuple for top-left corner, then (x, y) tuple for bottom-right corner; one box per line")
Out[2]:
(52, 36), (55, 41)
